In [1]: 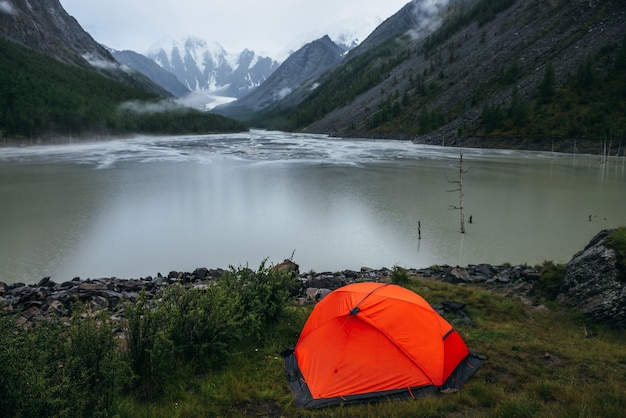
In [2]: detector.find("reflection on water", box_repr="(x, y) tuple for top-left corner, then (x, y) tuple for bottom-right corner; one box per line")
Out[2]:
(1, 131), (625, 284)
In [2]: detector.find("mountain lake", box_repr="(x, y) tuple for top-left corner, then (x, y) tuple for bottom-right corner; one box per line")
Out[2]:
(1, 130), (625, 284)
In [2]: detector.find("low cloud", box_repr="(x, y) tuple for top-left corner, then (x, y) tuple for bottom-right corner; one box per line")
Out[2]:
(119, 100), (186, 114)
(407, 0), (450, 40)
(82, 53), (132, 73)
(0, 1), (17, 16)
(276, 87), (293, 100)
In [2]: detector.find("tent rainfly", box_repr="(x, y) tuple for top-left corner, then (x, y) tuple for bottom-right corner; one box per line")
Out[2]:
(282, 282), (484, 409)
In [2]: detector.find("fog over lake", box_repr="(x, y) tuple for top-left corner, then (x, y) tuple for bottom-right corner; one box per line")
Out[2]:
(1, 131), (625, 284)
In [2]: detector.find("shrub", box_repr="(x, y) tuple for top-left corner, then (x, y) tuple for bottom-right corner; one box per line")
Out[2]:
(391, 265), (410, 286)
(532, 261), (567, 300)
(124, 261), (298, 398)
(0, 316), (53, 416)
(218, 260), (299, 341)
(165, 283), (245, 368)
(0, 310), (132, 418)
(61, 307), (132, 417)
(124, 290), (177, 397)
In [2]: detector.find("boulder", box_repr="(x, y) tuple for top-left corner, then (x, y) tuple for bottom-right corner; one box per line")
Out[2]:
(271, 259), (300, 277)
(192, 268), (209, 280)
(306, 288), (319, 302)
(557, 229), (626, 326)
(444, 267), (473, 284)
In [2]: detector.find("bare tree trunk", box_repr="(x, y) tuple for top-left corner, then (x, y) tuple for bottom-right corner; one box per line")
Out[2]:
(447, 149), (468, 234)
(459, 152), (465, 234)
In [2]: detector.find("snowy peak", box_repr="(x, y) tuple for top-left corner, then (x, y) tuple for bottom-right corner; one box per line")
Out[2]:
(146, 36), (279, 98)
(215, 35), (346, 119)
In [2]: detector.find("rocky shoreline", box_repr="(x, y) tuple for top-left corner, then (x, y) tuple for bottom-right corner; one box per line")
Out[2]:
(0, 263), (545, 327)
(2, 229), (624, 327)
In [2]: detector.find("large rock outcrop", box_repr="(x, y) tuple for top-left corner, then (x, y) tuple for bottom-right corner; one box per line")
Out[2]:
(557, 229), (626, 326)
(0, 0), (112, 66)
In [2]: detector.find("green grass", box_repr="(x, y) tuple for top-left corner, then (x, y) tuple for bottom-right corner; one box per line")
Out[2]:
(2, 260), (625, 417)
(113, 278), (626, 417)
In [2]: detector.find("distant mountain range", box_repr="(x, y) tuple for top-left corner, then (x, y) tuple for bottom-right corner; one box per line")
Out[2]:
(122, 21), (375, 105)
(145, 37), (280, 99)
(4, 0), (624, 150)
(214, 35), (347, 120)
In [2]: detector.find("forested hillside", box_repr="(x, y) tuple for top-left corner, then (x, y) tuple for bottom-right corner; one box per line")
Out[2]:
(0, 38), (245, 142)
(250, 0), (626, 152)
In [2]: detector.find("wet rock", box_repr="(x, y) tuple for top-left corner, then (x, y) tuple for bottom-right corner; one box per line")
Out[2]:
(38, 277), (55, 287)
(272, 259), (300, 277)
(315, 288), (332, 301)
(2, 230), (620, 327)
(441, 301), (466, 311)
(496, 275), (511, 284)
(207, 268), (225, 279)
(444, 267), (473, 284)
(557, 229), (626, 326)
(193, 268), (209, 280)
(521, 268), (541, 281)
(303, 273), (345, 290)
(474, 264), (495, 277)
(305, 288), (319, 302)
(342, 270), (359, 279)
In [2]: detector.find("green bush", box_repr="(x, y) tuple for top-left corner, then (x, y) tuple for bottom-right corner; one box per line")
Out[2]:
(0, 310), (132, 418)
(391, 265), (410, 286)
(532, 261), (567, 300)
(124, 261), (298, 398)
(0, 316), (53, 416)
(218, 260), (300, 341)
(165, 283), (244, 368)
(124, 290), (178, 397)
(0, 261), (299, 409)
(61, 308), (132, 417)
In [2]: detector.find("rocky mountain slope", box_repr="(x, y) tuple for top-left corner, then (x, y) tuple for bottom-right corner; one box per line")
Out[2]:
(0, 0), (110, 66)
(253, 0), (626, 150)
(215, 35), (346, 120)
(0, 0), (171, 98)
(111, 49), (190, 98)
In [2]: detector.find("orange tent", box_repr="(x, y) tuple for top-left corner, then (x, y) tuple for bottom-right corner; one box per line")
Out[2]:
(282, 282), (483, 409)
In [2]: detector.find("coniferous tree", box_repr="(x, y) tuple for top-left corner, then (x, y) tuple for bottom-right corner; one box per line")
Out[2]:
(537, 62), (556, 105)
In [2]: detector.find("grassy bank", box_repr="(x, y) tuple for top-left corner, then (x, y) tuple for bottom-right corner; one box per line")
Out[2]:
(2, 266), (625, 417)
(114, 278), (626, 417)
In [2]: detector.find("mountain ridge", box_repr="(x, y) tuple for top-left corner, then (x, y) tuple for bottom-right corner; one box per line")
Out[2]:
(111, 49), (190, 98)
(214, 35), (346, 120)
(252, 0), (626, 151)
(0, 0), (172, 98)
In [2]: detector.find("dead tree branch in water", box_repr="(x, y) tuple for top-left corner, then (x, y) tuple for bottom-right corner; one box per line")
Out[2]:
(446, 149), (470, 234)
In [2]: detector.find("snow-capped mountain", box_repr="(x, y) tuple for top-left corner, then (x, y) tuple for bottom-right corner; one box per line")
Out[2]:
(215, 35), (346, 120)
(146, 37), (279, 99)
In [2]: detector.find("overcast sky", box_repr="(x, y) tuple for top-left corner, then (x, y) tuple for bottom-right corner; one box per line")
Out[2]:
(59, 0), (411, 59)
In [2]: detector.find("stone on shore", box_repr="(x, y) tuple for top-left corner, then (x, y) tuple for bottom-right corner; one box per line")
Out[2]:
(1, 229), (624, 328)
(557, 229), (626, 326)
